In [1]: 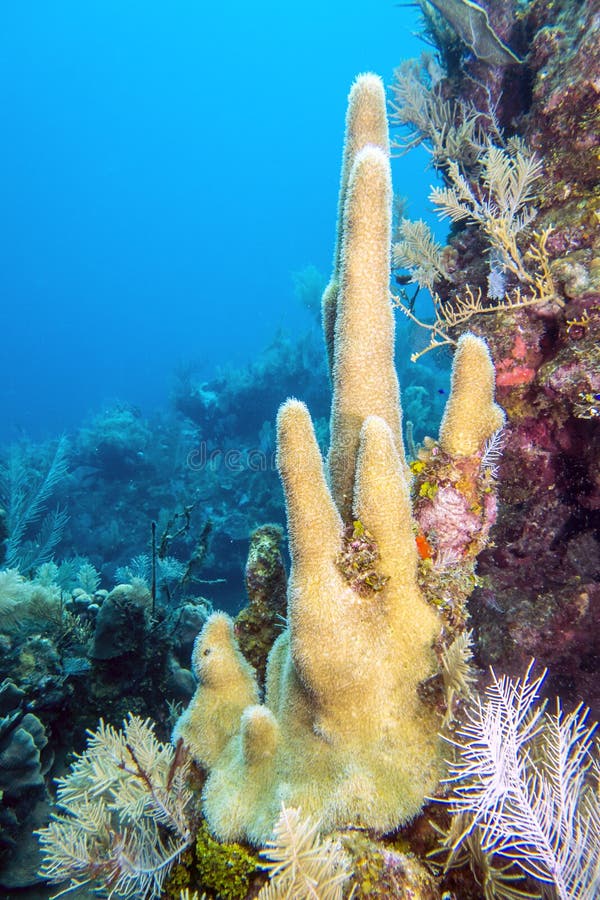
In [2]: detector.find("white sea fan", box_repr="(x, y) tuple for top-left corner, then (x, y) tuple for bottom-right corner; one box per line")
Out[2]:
(430, 144), (543, 236)
(116, 553), (151, 585)
(481, 428), (504, 479)
(157, 555), (186, 584)
(443, 662), (600, 900)
(36, 715), (194, 899)
(35, 561), (60, 586)
(258, 805), (353, 900)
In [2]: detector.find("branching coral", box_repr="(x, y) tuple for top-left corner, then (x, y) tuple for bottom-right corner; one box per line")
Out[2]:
(395, 281), (555, 362)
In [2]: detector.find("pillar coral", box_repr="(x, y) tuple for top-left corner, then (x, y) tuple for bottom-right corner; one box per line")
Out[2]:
(173, 73), (504, 844)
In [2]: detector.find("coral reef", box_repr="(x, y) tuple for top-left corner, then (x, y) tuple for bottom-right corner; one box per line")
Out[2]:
(345, 830), (441, 900)
(88, 581), (188, 724)
(391, 0), (600, 715)
(0, 564), (205, 889)
(77, 403), (152, 479)
(0, 681), (50, 799)
(173, 331), (329, 450)
(173, 73), (503, 845)
(471, 0), (600, 714)
(0, 310), (441, 613)
(5, 3), (597, 895)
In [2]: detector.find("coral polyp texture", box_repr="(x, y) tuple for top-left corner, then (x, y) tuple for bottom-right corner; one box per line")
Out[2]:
(173, 73), (504, 844)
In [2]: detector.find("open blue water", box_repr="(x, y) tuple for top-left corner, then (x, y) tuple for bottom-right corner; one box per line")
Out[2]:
(0, 0), (438, 444)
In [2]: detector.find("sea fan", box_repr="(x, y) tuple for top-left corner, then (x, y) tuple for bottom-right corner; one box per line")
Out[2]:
(443, 662), (600, 900)
(35, 561), (60, 586)
(430, 812), (540, 900)
(393, 218), (450, 290)
(36, 715), (194, 899)
(440, 629), (477, 724)
(0, 436), (70, 570)
(115, 553), (151, 585)
(430, 144), (542, 236)
(481, 428), (504, 479)
(76, 561), (101, 593)
(258, 805), (353, 900)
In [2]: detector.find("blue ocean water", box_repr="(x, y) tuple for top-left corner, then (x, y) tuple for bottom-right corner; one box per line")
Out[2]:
(0, 0), (437, 444)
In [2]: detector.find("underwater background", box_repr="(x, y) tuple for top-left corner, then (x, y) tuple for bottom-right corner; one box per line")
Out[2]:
(0, 0), (438, 443)
(0, 0), (450, 610)
(0, 0), (598, 897)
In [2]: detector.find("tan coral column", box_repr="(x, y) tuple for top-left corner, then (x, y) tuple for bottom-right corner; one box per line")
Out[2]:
(328, 145), (404, 520)
(439, 333), (505, 456)
(323, 73), (390, 375)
